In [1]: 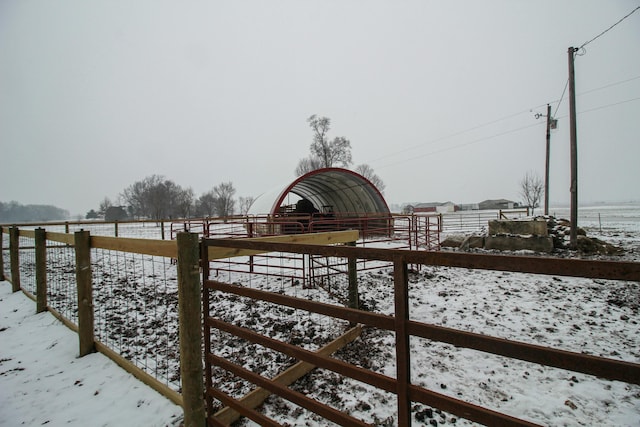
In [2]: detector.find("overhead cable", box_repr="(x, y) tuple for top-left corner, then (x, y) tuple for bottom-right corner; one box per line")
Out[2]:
(579, 6), (640, 50)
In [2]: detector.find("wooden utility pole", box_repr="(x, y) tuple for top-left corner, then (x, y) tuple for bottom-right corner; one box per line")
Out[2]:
(568, 47), (579, 249)
(544, 104), (552, 216)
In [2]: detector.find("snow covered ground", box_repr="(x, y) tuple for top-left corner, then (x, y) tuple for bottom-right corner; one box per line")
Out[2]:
(0, 284), (183, 427)
(1, 205), (639, 426)
(240, 210), (640, 426)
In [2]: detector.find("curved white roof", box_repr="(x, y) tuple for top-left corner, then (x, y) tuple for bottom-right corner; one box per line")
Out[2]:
(248, 168), (389, 217)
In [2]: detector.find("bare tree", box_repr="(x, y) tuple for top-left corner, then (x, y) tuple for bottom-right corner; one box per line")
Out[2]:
(295, 115), (352, 176)
(98, 197), (113, 216)
(213, 182), (236, 217)
(355, 164), (386, 194)
(122, 175), (193, 220)
(122, 175), (161, 219)
(174, 187), (195, 218)
(295, 156), (323, 176)
(238, 196), (255, 215)
(520, 171), (544, 215)
(196, 191), (217, 217)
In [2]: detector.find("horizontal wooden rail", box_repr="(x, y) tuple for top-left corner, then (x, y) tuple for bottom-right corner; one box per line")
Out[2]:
(207, 387), (280, 427)
(18, 229), (35, 238)
(91, 235), (177, 258)
(207, 230), (358, 260)
(45, 231), (75, 245)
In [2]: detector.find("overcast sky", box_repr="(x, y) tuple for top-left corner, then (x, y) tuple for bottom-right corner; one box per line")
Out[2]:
(1, 1), (639, 215)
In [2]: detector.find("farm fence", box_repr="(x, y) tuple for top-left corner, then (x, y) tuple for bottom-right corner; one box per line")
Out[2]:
(3, 220), (640, 426)
(202, 237), (640, 427)
(0, 225), (186, 412)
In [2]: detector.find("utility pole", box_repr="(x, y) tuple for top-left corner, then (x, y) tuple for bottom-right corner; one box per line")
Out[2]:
(568, 47), (579, 249)
(536, 104), (555, 216)
(544, 104), (551, 216)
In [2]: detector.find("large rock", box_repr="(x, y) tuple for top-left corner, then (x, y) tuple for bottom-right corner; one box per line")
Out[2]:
(440, 235), (465, 248)
(460, 235), (485, 250)
(485, 235), (554, 253)
(488, 219), (548, 236)
(577, 235), (623, 255)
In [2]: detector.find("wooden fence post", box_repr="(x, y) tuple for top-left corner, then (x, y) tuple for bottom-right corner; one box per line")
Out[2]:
(177, 232), (206, 427)
(75, 230), (95, 357)
(394, 257), (411, 427)
(347, 241), (359, 310)
(35, 228), (47, 313)
(0, 227), (5, 281)
(9, 226), (20, 292)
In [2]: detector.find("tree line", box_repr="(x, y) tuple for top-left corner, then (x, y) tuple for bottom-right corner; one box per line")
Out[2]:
(88, 176), (254, 221)
(88, 115), (388, 222)
(0, 201), (70, 222)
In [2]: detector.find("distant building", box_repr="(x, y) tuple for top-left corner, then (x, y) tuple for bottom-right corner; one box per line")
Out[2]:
(458, 203), (480, 211)
(478, 199), (520, 210)
(105, 206), (128, 221)
(412, 201), (458, 214)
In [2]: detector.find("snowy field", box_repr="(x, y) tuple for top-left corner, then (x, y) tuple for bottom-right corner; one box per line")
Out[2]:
(1, 204), (639, 426)
(0, 284), (183, 427)
(215, 205), (640, 426)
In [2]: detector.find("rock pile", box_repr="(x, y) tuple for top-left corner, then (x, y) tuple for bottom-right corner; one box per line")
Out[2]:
(546, 217), (623, 255)
(442, 216), (623, 256)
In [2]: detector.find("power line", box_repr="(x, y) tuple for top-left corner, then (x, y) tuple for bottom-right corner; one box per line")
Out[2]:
(554, 95), (640, 118)
(556, 7), (640, 116)
(553, 75), (640, 117)
(375, 93), (639, 171)
(376, 121), (544, 171)
(363, 107), (543, 165)
(579, 6), (640, 50)
(578, 74), (640, 96)
(554, 79), (569, 118)
(366, 75), (638, 169)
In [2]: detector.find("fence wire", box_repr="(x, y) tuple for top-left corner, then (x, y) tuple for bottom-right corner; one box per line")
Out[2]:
(2, 231), (9, 279)
(91, 248), (181, 390)
(3, 228), (181, 392)
(18, 234), (36, 295)
(46, 238), (78, 325)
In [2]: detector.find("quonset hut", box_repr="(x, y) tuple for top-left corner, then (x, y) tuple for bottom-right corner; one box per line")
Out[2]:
(247, 168), (391, 237)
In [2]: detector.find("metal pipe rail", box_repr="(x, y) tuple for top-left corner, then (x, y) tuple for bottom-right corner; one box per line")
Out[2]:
(203, 238), (640, 426)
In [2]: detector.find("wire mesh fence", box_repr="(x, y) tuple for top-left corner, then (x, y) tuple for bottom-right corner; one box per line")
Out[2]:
(9, 220), (169, 239)
(91, 248), (181, 390)
(2, 226), (182, 394)
(18, 233), (36, 295)
(46, 237), (78, 325)
(1, 230), (8, 277)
